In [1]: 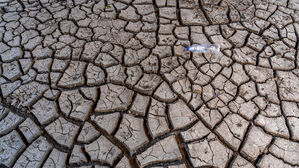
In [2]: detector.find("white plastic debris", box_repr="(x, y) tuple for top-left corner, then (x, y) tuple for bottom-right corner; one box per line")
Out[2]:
(186, 44), (220, 53)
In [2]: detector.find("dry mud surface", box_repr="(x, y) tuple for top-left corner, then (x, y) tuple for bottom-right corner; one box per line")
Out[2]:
(0, 0), (299, 167)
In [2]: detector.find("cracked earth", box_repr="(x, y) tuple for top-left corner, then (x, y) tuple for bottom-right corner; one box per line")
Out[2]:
(0, 0), (299, 167)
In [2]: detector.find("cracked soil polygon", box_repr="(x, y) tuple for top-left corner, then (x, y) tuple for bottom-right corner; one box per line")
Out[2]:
(0, 0), (298, 167)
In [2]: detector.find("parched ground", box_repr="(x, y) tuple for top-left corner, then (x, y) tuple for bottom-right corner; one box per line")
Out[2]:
(0, 0), (299, 167)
